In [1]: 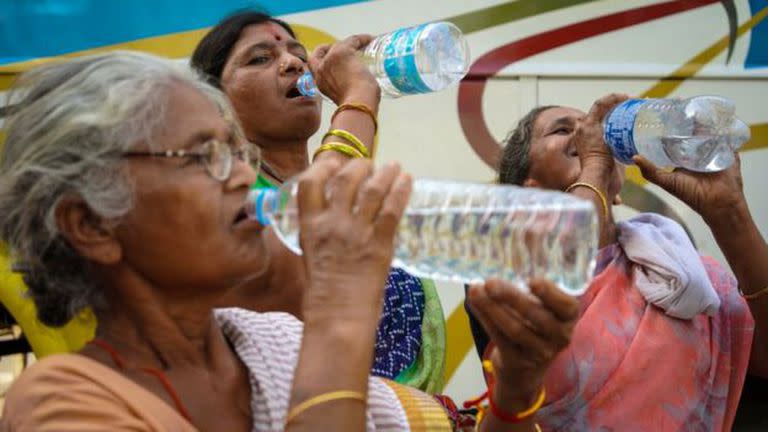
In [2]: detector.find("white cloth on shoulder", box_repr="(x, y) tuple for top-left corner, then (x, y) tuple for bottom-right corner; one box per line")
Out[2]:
(617, 213), (721, 319)
(214, 308), (410, 432)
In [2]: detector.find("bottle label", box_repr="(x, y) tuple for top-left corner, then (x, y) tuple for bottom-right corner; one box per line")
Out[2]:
(383, 24), (431, 95)
(603, 99), (647, 164)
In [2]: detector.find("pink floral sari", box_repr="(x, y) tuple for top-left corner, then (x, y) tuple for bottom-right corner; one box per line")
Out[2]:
(538, 244), (754, 431)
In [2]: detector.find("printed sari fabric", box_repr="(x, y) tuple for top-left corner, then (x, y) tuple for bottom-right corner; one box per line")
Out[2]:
(373, 268), (425, 380)
(537, 244), (754, 431)
(394, 277), (446, 394)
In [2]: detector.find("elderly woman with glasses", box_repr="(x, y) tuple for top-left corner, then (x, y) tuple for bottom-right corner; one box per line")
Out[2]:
(0, 51), (579, 431)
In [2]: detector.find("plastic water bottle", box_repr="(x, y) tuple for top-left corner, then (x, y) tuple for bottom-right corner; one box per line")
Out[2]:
(296, 22), (470, 99)
(246, 179), (598, 296)
(603, 96), (750, 172)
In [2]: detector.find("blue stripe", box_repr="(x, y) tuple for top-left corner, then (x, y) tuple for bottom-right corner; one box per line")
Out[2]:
(746, 0), (768, 68)
(0, 0), (368, 65)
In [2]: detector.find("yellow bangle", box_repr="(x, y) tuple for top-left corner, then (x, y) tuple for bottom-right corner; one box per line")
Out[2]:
(741, 285), (768, 300)
(322, 128), (369, 158)
(566, 182), (609, 219)
(515, 387), (547, 419)
(331, 102), (378, 134)
(313, 142), (365, 161)
(285, 390), (366, 424)
(535, 424), (543, 432)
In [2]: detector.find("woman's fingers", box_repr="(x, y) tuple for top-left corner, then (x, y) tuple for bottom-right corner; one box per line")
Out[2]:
(529, 279), (580, 322)
(355, 162), (401, 222)
(341, 34), (374, 51)
(586, 93), (629, 123)
(296, 159), (342, 219)
(481, 279), (576, 346)
(373, 171), (412, 242)
(325, 159), (373, 212)
(469, 284), (556, 365)
(308, 43), (331, 73)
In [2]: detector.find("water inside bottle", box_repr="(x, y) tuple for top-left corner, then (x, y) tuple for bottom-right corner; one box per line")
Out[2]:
(393, 205), (597, 295)
(632, 97), (750, 172)
(364, 22), (469, 97)
(253, 179), (598, 296)
(414, 23), (469, 93)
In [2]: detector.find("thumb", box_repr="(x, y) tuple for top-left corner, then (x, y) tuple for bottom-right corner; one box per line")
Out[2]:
(633, 155), (675, 189)
(308, 44), (330, 73)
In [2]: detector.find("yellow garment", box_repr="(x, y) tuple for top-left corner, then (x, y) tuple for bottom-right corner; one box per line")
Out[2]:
(0, 251), (96, 357)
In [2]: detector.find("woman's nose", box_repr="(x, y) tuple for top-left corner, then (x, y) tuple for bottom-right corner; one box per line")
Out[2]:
(279, 53), (305, 76)
(227, 157), (258, 190)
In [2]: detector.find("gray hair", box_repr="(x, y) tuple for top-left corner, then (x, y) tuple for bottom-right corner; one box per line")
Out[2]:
(0, 51), (235, 326)
(498, 106), (558, 186)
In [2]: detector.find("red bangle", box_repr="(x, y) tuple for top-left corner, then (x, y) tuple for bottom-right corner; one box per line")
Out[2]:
(480, 343), (547, 424)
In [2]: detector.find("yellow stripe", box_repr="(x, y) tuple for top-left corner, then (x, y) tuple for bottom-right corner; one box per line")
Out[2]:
(0, 74), (16, 91)
(744, 123), (768, 152)
(444, 302), (475, 384)
(382, 379), (453, 431)
(0, 24), (336, 91)
(642, 6), (768, 98)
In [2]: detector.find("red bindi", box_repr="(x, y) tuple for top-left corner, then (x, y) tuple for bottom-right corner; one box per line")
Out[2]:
(265, 22), (285, 42)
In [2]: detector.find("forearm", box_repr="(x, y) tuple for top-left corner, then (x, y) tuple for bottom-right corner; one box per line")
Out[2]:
(316, 87), (380, 163)
(286, 320), (377, 431)
(706, 203), (768, 377)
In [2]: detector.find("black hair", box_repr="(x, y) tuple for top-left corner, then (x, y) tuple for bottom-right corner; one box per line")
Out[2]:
(191, 10), (296, 88)
(498, 106), (558, 185)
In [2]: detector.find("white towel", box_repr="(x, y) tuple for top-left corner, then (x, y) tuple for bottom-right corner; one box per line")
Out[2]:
(617, 213), (720, 319)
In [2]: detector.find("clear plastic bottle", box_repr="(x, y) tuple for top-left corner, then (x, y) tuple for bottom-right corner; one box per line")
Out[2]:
(603, 96), (750, 172)
(296, 21), (470, 99)
(246, 179), (598, 296)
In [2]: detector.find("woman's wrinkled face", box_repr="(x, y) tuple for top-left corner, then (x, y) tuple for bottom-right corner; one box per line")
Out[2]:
(221, 22), (321, 145)
(117, 82), (268, 298)
(526, 107), (624, 200)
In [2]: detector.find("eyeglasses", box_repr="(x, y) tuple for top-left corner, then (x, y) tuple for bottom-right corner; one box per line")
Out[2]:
(123, 140), (261, 182)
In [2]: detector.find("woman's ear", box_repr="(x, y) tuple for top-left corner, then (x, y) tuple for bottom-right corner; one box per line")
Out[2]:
(54, 196), (122, 265)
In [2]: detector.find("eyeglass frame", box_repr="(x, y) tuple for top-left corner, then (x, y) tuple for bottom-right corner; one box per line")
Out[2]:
(122, 139), (262, 182)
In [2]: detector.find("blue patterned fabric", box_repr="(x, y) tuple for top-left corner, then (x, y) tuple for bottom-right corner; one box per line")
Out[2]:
(371, 267), (425, 379)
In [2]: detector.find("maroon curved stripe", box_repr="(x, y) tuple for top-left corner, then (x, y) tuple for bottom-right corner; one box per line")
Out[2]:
(459, 0), (720, 169)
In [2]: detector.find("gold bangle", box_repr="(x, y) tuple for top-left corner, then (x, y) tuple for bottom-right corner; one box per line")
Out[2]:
(313, 142), (365, 161)
(515, 387), (547, 419)
(741, 285), (768, 300)
(285, 390), (366, 424)
(322, 129), (369, 158)
(331, 102), (378, 134)
(535, 424), (543, 432)
(566, 182), (609, 219)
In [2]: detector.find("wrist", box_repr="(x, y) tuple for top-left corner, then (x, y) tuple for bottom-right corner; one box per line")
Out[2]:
(301, 315), (377, 362)
(340, 86), (381, 113)
(577, 161), (613, 189)
(702, 198), (751, 230)
(492, 374), (544, 410)
(302, 284), (382, 334)
(292, 318), (374, 400)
